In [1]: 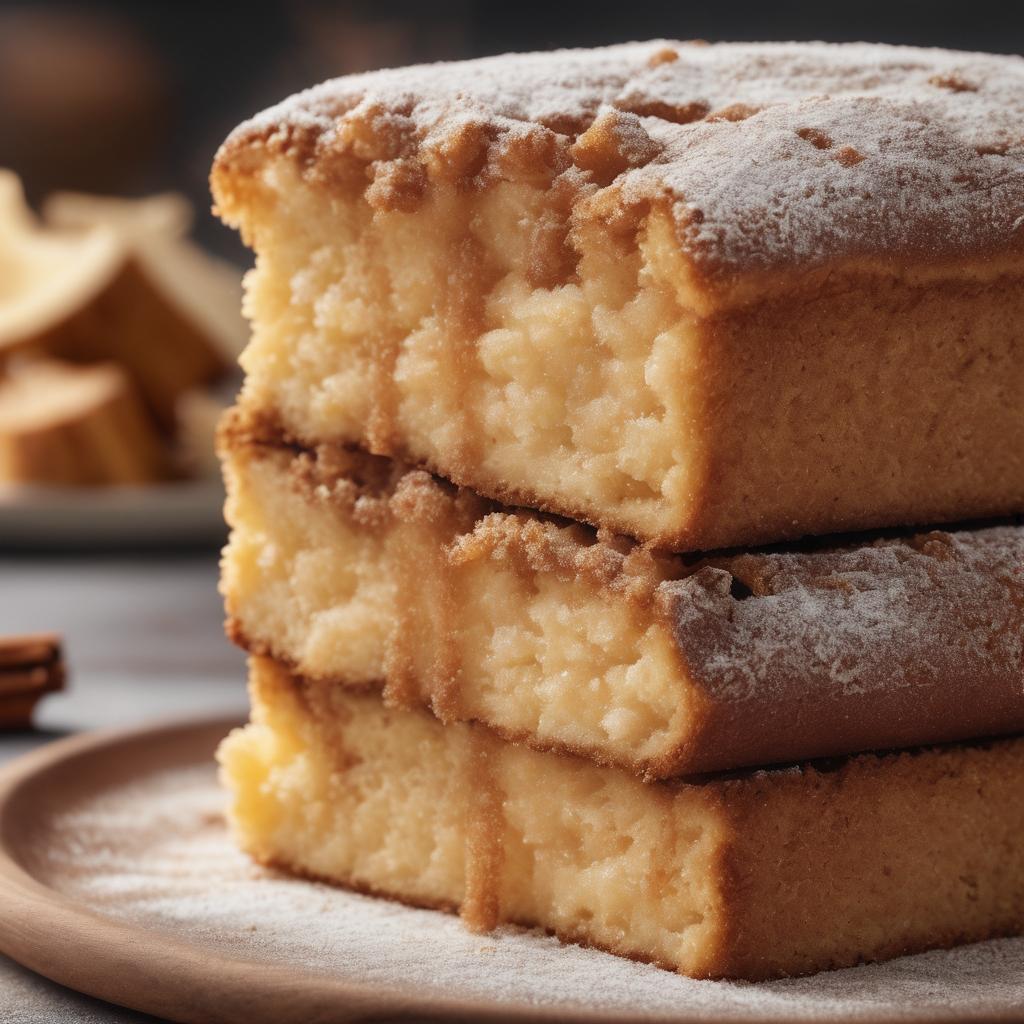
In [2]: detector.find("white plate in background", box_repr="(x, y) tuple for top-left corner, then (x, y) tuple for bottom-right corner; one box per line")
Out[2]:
(0, 478), (225, 548)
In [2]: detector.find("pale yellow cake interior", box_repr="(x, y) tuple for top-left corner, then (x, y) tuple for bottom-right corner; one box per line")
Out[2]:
(221, 443), (697, 774)
(235, 162), (699, 540)
(219, 657), (725, 974)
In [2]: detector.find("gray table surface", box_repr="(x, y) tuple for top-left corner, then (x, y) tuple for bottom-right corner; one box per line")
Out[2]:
(0, 547), (249, 1024)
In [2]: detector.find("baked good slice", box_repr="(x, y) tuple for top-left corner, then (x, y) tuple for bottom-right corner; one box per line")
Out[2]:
(220, 414), (1024, 778)
(211, 41), (1024, 550)
(0, 358), (167, 485)
(220, 656), (1024, 980)
(0, 171), (231, 429)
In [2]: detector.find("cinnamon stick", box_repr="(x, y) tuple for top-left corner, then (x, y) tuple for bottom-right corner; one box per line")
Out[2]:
(0, 633), (65, 728)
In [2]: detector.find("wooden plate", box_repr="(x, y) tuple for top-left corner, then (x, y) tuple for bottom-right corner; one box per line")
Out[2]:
(0, 719), (1022, 1024)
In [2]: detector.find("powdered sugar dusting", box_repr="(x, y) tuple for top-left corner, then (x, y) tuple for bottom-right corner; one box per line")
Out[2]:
(229, 41), (661, 142)
(30, 759), (1024, 1020)
(670, 524), (1024, 704)
(631, 92), (1024, 271)
(218, 40), (1024, 276)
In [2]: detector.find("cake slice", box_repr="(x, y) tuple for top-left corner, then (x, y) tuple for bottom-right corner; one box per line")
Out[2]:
(0, 358), (167, 485)
(211, 41), (1024, 550)
(220, 413), (1024, 778)
(220, 656), (1024, 980)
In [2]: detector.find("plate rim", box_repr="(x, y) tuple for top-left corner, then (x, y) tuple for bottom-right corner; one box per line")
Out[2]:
(0, 718), (1020, 1024)
(0, 478), (226, 548)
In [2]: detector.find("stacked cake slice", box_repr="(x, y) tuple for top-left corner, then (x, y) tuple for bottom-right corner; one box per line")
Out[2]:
(212, 41), (1024, 979)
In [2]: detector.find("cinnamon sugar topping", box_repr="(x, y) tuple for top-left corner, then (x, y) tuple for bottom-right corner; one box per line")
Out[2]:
(796, 127), (833, 150)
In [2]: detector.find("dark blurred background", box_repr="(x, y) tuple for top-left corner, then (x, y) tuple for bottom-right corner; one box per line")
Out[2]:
(1, 0), (1022, 262)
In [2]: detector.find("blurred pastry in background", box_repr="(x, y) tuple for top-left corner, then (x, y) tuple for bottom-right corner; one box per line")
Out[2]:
(0, 359), (167, 486)
(175, 387), (231, 481)
(0, 171), (245, 489)
(42, 189), (247, 378)
(0, 171), (235, 426)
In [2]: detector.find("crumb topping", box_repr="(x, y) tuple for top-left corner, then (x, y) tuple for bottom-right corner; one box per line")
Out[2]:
(214, 41), (1024, 278)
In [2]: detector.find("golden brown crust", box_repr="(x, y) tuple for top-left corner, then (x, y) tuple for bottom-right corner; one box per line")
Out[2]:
(667, 525), (1024, 775)
(711, 739), (1024, 978)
